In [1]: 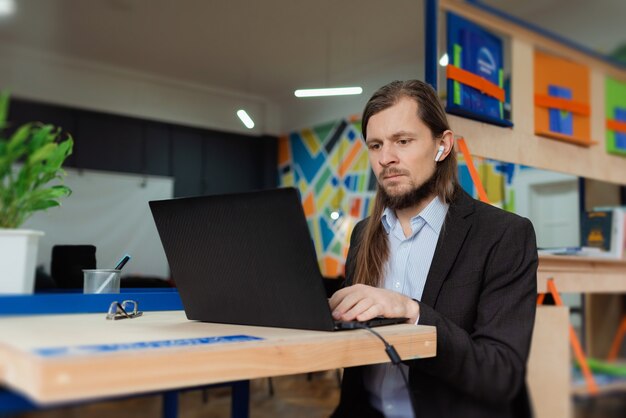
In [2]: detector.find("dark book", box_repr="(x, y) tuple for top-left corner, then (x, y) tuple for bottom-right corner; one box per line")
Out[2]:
(580, 210), (613, 251)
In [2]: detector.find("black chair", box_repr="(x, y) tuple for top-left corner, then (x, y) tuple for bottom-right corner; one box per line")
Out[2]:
(50, 245), (97, 289)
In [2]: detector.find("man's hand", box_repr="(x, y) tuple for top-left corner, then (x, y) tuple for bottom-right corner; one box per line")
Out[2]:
(328, 284), (420, 324)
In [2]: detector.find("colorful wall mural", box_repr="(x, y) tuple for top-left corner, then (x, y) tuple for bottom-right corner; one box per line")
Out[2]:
(279, 117), (519, 277)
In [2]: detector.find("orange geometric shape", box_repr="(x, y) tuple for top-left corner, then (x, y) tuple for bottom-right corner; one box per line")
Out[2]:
(324, 256), (341, 278)
(302, 192), (315, 218)
(278, 135), (291, 166)
(339, 140), (363, 177)
(350, 198), (362, 218)
(446, 65), (505, 102)
(607, 119), (626, 134)
(607, 315), (626, 361)
(534, 94), (590, 116)
(456, 138), (490, 204)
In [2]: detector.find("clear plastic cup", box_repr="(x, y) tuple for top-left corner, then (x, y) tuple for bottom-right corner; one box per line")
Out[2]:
(83, 269), (121, 294)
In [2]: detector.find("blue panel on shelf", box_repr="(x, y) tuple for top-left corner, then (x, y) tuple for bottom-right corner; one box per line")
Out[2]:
(446, 12), (511, 127)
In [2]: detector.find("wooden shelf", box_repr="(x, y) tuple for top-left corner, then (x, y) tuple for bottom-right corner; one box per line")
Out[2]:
(537, 255), (626, 293)
(449, 114), (626, 186)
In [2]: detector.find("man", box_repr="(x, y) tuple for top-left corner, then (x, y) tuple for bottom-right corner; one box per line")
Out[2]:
(329, 80), (538, 418)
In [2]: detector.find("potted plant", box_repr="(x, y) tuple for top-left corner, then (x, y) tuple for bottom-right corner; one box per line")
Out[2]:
(0, 93), (73, 293)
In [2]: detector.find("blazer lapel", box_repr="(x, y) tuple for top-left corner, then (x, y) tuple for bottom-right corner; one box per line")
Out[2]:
(420, 190), (475, 307)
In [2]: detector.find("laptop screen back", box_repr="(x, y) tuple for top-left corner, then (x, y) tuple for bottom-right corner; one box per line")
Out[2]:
(149, 188), (336, 331)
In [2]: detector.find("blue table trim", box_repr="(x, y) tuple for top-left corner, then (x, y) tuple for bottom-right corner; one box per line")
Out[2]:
(0, 290), (183, 316)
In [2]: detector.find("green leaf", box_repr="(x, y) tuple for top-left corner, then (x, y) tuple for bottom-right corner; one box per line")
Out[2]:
(29, 199), (60, 211)
(0, 91), (9, 129)
(0, 96), (73, 228)
(41, 137), (73, 173)
(28, 125), (56, 153)
(7, 124), (32, 156)
(28, 142), (57, 165)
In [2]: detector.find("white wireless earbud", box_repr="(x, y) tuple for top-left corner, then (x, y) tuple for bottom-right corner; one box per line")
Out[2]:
(434, 145), (445, 162)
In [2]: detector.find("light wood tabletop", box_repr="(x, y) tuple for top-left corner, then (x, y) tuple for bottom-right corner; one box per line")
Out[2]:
(0, 310), (436, 405)
(538, 255), (626, 293)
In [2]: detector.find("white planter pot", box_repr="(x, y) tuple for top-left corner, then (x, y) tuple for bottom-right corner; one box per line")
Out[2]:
(0, 229), (45, 294)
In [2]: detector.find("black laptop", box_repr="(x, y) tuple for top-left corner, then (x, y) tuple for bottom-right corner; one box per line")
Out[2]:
(149, 187), (406, 331)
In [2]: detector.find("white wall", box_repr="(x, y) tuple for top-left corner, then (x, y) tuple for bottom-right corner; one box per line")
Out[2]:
(22, 168), (173, 278)
(0, 42), (282, 136)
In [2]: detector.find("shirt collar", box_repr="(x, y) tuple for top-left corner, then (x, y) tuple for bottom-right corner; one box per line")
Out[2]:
(380, 196), (449, 235)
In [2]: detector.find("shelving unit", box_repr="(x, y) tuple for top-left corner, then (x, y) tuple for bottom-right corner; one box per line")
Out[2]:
(429, 1), (626, 417)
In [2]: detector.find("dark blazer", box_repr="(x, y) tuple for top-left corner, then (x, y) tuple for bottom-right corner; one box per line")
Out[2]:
(332, 189), (538, 418)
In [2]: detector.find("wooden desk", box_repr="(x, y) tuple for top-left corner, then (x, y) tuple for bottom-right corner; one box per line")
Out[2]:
(529, 256), (626, 418)
(0, 310), (436, 405)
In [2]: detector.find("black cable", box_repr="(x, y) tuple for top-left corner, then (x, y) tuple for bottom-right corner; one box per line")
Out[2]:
(349, 322), (419, 418)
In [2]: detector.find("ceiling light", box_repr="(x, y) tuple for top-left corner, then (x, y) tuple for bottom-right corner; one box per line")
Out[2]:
(236, 109), (255, 129)
(439, 53), (449, 67)
(0, 0), (15, 16)
(294, 87), (363, 98)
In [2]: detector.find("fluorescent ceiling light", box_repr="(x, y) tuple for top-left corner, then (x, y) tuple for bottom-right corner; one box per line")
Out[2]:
(439, 53), (449, 67)
(0, 0), (15, 16)
(236, 109), (255, 129)
(294, 87), (363, 98)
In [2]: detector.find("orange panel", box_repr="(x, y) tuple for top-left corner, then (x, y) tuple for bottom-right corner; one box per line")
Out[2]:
(302, 192), (315, 218)
(277, 135), (291, 166)
(534, 51), (590, 143)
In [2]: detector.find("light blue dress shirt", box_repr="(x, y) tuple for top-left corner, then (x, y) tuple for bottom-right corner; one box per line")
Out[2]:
(363, 196), (449, 418)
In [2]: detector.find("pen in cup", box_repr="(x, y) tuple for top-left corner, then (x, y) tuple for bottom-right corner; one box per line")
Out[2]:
(114, 254), (131, 270)
(94, 254), (132, 294)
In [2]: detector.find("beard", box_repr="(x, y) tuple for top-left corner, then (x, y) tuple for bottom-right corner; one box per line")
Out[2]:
(379, 168), (438, 211)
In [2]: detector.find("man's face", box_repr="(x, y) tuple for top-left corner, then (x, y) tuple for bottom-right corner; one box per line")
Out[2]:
(365, 97), (439, 204)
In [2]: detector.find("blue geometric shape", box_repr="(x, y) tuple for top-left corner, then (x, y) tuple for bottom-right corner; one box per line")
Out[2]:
(363, 197), (371, 217)
(319, 216), (335, 252)
(294, 167), (300, 184)
(290, 132), (326, 184)
(493, 161), (515, 184)
(343, 175), (357, 191)
(616, 108), (626, 150)
(458, 165), (476, 198)
(548, 85), (573, 135)
(331, 176), (338, 187)
(348, 129), (356, 141)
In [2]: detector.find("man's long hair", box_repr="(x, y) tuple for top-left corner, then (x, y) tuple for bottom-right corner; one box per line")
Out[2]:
(352, 80), (459, 286)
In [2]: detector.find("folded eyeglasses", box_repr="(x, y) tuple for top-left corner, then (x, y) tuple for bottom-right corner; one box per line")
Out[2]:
(106, 300), (143, 320)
